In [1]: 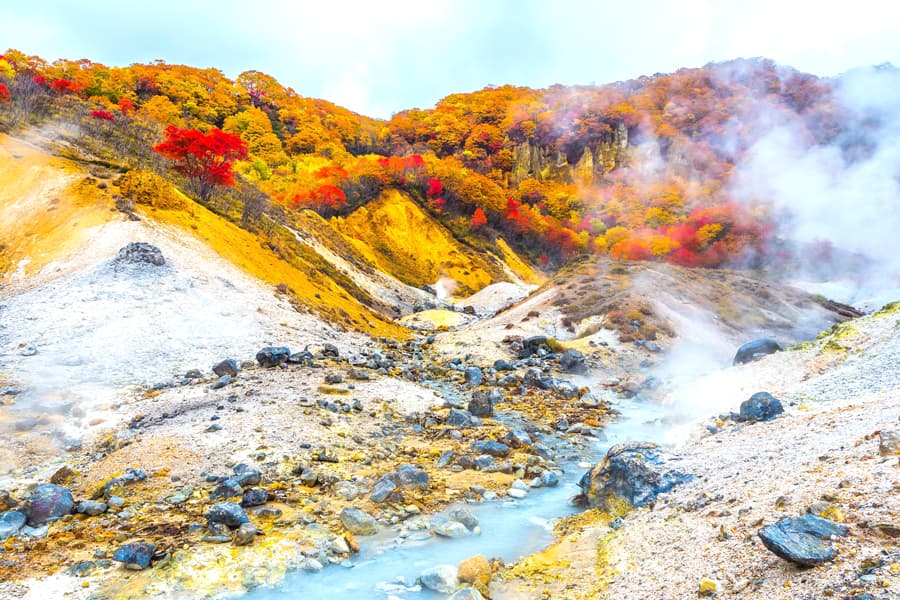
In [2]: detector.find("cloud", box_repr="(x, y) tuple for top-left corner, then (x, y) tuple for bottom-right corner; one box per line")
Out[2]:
(1, 1), (900, 116)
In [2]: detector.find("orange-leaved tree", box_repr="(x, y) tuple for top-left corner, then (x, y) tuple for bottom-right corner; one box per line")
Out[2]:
(153, 126), (248, 201)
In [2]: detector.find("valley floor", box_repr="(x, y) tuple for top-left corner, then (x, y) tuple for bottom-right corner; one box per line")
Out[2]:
(495, 305), (900, 599)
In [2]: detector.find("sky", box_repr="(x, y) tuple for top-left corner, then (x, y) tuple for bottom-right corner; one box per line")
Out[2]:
(2, 0), (900, 118)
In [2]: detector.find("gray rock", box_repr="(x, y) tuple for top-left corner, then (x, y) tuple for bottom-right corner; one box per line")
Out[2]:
(493, 360), (515, 371)
(102, 468), (147, 497)
(112, 541), (156, 570)
(396, 464), (429, 490)
(206, 502), (249, 529)
(432, 520), (469, 538)
(212, 359), (239, 377)
(340, 507), (377, 535)
(0, 510), (26, 540)
(77, 501), (108, 516)
(447, 408), (476, 428)
(334, 481), (359, 501)
(210, 375), (234, 389)
(448, 507), (479, 530)
(301, 556), (324, 571)
(370, 476), (398, 503)
(579, 442), (691, 511)
(233, 522), (257, 546)
(24, 483), (74, 526)
(233, 464), (261, 486)
(450, 589), (485, 600)
(559, 349), (587, 374)
(115, 242), (165, 267)
(503, 429), (532, 448)
(540, 470), (560, 487)
(471, 440), (510, 457)
(210, 478), (243, 501)
(520, 336), (550, 359)
(473, 455), (495, 470)
(737, 392), (784, 422)
(256, 347), (291, 368)
(19, 344), (38, 357)
(419, 564), (459, 594)
(879, 429), (900, 456)
(758, 515), (849, 566)
(464, 367), (483, 387)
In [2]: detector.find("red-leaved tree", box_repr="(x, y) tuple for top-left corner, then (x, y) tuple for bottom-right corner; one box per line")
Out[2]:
(0, 83), (9, 104)
(153, 126), (248, 201)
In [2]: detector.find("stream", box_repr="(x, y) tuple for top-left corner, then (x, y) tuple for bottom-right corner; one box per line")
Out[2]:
(244, 393), (681, 600)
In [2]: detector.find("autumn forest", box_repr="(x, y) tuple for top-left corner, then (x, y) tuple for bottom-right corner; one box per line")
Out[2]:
(0, 49), (851, 269)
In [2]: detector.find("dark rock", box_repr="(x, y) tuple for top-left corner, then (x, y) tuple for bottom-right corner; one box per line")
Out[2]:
(210, 375), (234, 389)
(446, 408), (476, 428)
(210, 478), (243, 501)
(493, 359), (515, 371)
(758, 515), (849, 566)
(737, 392), (784, 422)
(322, 343), (340, 357)
(102, 468), (148, 497)
(437, 451), (455, 468)
(523, 368), (548, 389)
(76, 501), (108, 516)
(502, 429), (532, 448)
(473, 455), (495, 470)
(497, 373), (518, 387)
(370, 476), (398, 503)
(733, 338), (782, 365)
(464, 366), (483, 387)
(115, 242), (165, 267)
(396, 464), (430, 490)
(471, 440), (510, 457)
(448, 507), (479, 530)
(521, 336), (550, 359)
(112, 541), (156, 570)
(206, 502), (249, 529)
(288, 350), (314, 365)
(0, 490), (15, 512)
(340, 507), (377, 535)
(241, 488), (268, 507)
(24, 484), (74, 526)
(256, 347), (291, 368)
(0, 511), (26, 540)
(548, 378), (579, 399)
(232, 464), (262, 486)
(184, 369), (203, 380)
(462, 305), (476, 315)
(212, 359), (239, 377)
(325, 373), (344, 384)
(559, 349), (587, 374)
(579, 442), (691, 511)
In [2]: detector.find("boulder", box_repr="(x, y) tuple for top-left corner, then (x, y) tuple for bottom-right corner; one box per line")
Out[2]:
(758, 515), (849, 566)
(457, 554), (491, 585)
(395, 464), (429, 490)
(340, 507), (377, 536)
(24, 484), (74, 526)
(447, 408), (476, 428)
(578, 442), (691, 511)
(737, 392), (784, 422)
(256, 347), (291, 368)
(232, 463), (261, 486)
(464, 367), (483, 387)
(520, 336), (550, 359)
(733, 338), (782, 365)
(468, 388), (501, 417)
(241, 488), (268, 507)
(112, 541), (156, 570)
(210, 478), (243, 501)
(471, 440), (510, 457)
(370, 476), (398, 503)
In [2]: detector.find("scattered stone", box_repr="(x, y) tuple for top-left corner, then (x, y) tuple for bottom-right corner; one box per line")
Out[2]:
(166, 486), (194, 504)
(0, 511), (26, 540)
(449, 589), (485, 600)
(101, 468), (147, 497)
(0, 491), (15, 512)
(579, 442), (691, 511)
(256, 346), (291, 368)
(24, 483), (74, 526)
(503, 428), (532, 448)
(507, 488), (527, 499)
(212, 359), (239, 377)
(447, 408), (477, 428)
(210, 478), (243, 501)
(371, 476), (398, 503)
(300, 556), (324, 571)
(733, 338), (782, 365)
(433, 520), (469, 538)
(49, 465), (78, 485)
(233, 522), (257, 546)
(521, 336), (550, 358)
(758, 514), (849, 566)
(396, 464), (430, 490)
(325, 373), (344, 384)
(18, 344), (38, 357)
(184, 369), (203, 379)
(77, 501), (108, 516)
(879, 429), (900, 456)
(468, 389), (496, 417)
(559, 349), (587, 374)
(871, 522), (900, 538)
(233, 464), (262, 486)
(737, 392), (784, 422)
(457, 554), (492, 585)
(206, 502), (249, 529)
(473, 455), (495, 470)
(698, 577), (722, 596)
(241, 488), (268, 507)
(210, 375), (234, 390)
(464, 367), (483, 387)
(493, 359), (514, 371)
(115, 242), (165, 267)
(419, 564), (459, 594)
(334, 481), (359, 501)
(340, 507), (377, 535)
(471, 440), (510, 457)
(112, 542), (156, 570)
(541, 470), (560, 487)
(449, 507), (479, 530)
(108, 496), (125, 508)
